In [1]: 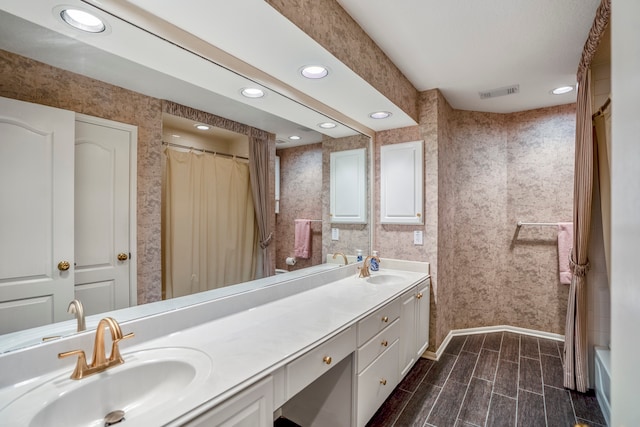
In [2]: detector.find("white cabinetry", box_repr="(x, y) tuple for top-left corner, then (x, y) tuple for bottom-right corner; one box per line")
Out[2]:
(380, 140), (423, 224)
(400, 279), (431, 377)
(355, 299), (401, 427)
(184, 377), (273, 427)
(330, 148), (367, 224)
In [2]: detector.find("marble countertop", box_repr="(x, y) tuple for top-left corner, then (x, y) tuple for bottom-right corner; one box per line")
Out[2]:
(0, 265), (429, 426)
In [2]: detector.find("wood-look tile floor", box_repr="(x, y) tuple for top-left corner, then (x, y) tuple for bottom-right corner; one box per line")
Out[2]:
(366, 332), (606, 427)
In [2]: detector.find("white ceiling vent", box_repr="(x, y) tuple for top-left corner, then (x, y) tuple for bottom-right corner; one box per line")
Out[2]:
(479, 84), (520, 100)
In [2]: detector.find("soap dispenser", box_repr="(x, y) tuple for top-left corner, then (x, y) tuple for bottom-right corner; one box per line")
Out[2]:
(370, 250), (380, 271)
(356, 249), (363, 262)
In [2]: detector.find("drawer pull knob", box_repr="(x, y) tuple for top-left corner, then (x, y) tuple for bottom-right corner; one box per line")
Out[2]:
(323, 356), (332, 365)
(381, 316), (389, 323)
(416, 293), (423, 299)
(380, 379), (387, 386)
(381, 340), (388, 347)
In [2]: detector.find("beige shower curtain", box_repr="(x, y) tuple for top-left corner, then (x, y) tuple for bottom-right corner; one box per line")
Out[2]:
(594, 103), (611, 281)
(163, 149), (258, 299)
(563, 0), (610, 393)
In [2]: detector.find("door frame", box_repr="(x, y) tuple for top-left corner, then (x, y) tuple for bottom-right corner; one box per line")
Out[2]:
(76, 113), (137, 306)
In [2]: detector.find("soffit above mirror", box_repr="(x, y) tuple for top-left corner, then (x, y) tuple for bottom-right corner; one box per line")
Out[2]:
(0, 1), (375, 146)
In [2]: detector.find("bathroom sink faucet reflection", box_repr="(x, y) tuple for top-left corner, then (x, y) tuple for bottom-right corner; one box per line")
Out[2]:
(332, 252), (349, 265)
(58, 317), (134, 380)
(67, 299), (86, 332)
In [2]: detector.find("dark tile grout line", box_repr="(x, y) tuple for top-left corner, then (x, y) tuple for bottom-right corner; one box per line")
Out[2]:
(538, 338), (550, 427)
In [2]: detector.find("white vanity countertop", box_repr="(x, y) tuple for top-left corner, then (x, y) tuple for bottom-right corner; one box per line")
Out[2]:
(0, 267), (429, 426)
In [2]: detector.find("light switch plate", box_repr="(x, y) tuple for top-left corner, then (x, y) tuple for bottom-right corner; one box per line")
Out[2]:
(414, 230), (423, 245)
(332, 228), (339, 241)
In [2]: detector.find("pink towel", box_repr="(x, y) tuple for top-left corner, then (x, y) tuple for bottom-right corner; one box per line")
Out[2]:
(557, 222), (573, 285)
(294, 219), (311, 259)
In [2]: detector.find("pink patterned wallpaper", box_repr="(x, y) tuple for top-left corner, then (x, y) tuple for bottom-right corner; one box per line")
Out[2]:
(378, 93), (576, 350)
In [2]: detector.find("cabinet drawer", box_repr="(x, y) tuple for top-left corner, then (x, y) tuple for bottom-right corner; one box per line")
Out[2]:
(356, 339), (400, 427)
(357, 318), (400, 373)
(357, 298), (400, 346)
(286, 326), (356, 399)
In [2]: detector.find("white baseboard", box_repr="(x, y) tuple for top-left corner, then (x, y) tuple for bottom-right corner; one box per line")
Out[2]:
(421, 325), (565, 361)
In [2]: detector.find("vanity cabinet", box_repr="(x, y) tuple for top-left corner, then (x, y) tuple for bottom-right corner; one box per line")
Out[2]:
(184, 377), (273, 427)
(355, 299), (401, 427)
(400, 279), (431, 377)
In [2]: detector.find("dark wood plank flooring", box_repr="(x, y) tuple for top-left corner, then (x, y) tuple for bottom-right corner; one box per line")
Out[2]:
(366, 332), (606, 427)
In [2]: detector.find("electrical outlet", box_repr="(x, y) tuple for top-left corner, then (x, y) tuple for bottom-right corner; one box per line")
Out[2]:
(332, 228), (339, 241)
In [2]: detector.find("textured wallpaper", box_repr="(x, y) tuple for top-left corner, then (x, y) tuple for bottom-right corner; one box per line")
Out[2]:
(378, 94), (576, 350)
(275, 144), (324, 271)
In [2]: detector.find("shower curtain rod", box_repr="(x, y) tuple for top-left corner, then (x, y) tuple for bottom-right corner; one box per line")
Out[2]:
(162, 141), (249, 160)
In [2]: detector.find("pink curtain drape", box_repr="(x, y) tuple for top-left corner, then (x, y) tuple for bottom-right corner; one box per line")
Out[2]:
(563, 0), (610, 393)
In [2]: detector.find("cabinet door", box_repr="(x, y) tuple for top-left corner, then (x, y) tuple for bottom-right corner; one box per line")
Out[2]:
(399, 287), (418, 377)
(330, 148), (367, 224)
(380, 140), (423, 224)
(184, 377), (273, 427)
(416, 279), (431, 357)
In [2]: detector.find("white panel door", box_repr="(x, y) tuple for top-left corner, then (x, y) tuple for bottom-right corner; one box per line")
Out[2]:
(74, 115), (136, 316)
(399, 287), (418, 377)
(0, 96), (75, 334)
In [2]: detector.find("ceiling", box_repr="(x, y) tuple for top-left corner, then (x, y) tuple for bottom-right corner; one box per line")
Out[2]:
(0, 0), (600, 142)
(337, 0), (601, 113)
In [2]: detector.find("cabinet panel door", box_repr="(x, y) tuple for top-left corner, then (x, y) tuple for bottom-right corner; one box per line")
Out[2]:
(380, 140), (423, 224)
(330, 148), (367, 224)
(184, 377), (273, 427)
(399, 287), (417, 377)
(416, 279), (431, 357)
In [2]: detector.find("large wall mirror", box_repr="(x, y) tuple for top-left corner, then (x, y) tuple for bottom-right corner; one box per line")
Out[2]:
(0, 1), (372, 352)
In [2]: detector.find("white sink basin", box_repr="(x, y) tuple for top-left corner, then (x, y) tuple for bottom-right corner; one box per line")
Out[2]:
(0, 347), (212, 427)
(366, 274), (405, 285)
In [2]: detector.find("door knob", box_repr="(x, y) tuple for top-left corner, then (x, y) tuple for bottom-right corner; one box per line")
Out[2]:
(117, 253), (128, 261)
(58, 261), (70, 271)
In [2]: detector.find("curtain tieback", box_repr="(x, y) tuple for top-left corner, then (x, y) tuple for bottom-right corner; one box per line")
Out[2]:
(259, 232), (273, 249)
(569, 254), (590, 277)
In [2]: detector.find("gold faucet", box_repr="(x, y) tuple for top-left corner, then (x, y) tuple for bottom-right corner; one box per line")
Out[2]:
(332, 252), (348, 265)
(358, 254), (380, 278)
(58, 317), (134, 380)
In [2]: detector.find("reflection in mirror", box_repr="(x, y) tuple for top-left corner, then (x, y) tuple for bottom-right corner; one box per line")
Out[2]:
(275, 134), (370, 272)
(0, 5), (372, 351)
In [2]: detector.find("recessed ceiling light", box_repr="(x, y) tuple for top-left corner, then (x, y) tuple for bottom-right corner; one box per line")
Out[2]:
(301, 65), (329, 79)
(241, 87), (265, 98)
(551, 86), (575, 95)
(276, 140), (287, 145)
(60, 8), (106, 33)
(289, 135), (301, 140)
(318, 122), (337, 129)
(171, 134), (181, 138)
(194, 124), (210, 130)
(369, 111), (392, 119)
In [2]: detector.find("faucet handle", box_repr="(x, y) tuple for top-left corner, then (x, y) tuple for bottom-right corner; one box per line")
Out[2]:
(58, 349), (89, 379)
(109, 332), (135, 363)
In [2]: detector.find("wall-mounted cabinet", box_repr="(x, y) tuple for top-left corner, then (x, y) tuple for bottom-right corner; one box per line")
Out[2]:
(380, 140), (423, 224)
(330, 148), (367, 224)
